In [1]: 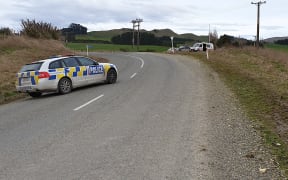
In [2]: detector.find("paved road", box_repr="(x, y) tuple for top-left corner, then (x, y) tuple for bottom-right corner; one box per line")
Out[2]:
(0, 53), (282, 179)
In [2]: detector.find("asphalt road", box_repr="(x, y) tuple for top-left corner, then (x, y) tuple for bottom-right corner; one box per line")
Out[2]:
(0, 53), (283, 179)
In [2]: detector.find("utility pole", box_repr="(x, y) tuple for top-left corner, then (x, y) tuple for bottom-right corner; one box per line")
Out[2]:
(208, 24), (211, 43)
(251, 0), (266, 48)
(131, 18), (143, 51)
(170, 36), (174, 53)
(131, 20), (136, 48)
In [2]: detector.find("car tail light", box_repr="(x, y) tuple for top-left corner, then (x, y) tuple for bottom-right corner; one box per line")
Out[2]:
(38, 72), (50, 79)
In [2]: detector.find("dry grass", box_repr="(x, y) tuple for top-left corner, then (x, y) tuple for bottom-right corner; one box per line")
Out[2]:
(211, 47), (288, 99)
(190, 47), (288, 174)
(0, 36), (108, 103)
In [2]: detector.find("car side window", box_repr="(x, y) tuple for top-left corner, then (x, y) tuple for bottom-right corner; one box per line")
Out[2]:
(49, 60), (63, 69)
(63, 57), (80, 67)
(77, 57), (98, 66)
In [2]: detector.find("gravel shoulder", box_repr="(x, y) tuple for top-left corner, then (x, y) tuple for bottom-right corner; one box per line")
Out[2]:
(160, 53), (284, 179)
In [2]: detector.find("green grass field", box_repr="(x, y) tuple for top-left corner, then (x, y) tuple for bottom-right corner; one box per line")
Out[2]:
(75, 35), (111, 42)
(265, 43), (288, 52)
(66, 43), (169, 52)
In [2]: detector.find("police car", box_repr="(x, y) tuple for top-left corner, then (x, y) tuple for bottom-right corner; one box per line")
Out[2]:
(16, 55), (118, 97)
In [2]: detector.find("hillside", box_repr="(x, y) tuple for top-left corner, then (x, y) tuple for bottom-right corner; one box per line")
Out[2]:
(264, 36), (288, 43)
(76, 28), (208, 43)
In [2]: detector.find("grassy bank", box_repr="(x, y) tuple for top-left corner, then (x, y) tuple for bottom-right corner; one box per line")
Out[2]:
(0, 37), (107, 104)
(191, 47), (288, 175)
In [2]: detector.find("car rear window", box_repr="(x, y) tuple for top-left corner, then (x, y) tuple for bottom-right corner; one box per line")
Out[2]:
(20, 62), (43, 72)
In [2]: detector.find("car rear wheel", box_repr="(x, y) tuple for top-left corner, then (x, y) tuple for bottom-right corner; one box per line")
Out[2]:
(58, 78), (72, 94)
(106, 69), (117, 84)
(28, 92), (42, 97)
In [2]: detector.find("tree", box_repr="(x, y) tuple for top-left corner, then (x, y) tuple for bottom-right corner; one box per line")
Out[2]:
(0, 27), (13, 36)
(217, 34), (235, 47)
(68, 23), (87, 35)
(209, 29), (218, 48)
(111, 32), (133, 45)
(61, 23), (88, 42)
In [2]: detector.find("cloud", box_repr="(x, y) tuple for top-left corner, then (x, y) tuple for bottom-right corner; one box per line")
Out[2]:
(0, 0), (287, 38)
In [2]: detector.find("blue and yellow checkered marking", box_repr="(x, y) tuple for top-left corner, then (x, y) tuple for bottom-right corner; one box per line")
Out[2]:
(17, 71), (40, 86)
(17, 65), (109, 86)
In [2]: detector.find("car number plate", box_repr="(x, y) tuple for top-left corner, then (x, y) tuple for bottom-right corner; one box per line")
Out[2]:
(21, 78), (31, 85)
(19, 86), (32, 91)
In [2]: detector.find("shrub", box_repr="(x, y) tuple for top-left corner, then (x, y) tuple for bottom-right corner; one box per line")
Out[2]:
(0, 27), (13, 37)
(21, 19), (60, 40)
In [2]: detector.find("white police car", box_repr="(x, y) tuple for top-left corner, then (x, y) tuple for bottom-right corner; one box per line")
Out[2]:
(16, 55), (118, 97)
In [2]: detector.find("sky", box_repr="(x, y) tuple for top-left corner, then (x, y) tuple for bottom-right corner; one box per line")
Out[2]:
(1, 0), (287, 39)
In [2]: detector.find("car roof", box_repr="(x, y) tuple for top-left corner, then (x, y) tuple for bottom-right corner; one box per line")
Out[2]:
(31, 55), (82, 64)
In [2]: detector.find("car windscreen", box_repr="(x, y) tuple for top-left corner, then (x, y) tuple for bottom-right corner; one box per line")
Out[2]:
(20, 62), (43, 72)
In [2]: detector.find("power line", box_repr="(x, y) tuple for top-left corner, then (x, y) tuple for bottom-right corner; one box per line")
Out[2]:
(251, 1), (266, 48)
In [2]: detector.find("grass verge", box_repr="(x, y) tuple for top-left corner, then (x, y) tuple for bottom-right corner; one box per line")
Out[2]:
(190, 47), (288, 176)
(0, 36), (108, 104)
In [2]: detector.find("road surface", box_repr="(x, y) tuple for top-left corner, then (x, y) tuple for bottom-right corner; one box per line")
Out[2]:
(0, 53), (282, 179)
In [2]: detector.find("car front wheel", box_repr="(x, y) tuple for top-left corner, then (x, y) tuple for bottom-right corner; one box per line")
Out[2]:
(106, 69), (117, 84)
(58, 78), (72, 94)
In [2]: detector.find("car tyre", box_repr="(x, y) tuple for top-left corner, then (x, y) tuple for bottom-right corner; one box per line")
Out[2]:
(106, 69), (117, 84)
(58, 77), (72, 94)
(28, 92), (42, 97)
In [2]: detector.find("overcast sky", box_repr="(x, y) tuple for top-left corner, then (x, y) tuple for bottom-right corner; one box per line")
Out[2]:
(1, 0), (287, 39)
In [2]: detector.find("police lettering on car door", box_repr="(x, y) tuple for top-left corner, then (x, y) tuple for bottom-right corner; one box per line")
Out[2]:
(89, 65), (104, 75)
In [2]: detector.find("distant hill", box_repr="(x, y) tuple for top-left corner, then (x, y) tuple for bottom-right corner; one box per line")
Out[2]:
(148, 29), (178, 37)
(78, 28), (208, 44)
(87, 28), (131, 41)
(264, 36), (288, 43)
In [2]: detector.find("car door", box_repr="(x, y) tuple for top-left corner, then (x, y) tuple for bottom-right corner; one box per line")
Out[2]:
(77, 57), (105, 84)
(62, 57), (86, 87)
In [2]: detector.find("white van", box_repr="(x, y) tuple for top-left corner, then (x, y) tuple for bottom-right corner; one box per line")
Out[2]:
(190, 42), (214, 52)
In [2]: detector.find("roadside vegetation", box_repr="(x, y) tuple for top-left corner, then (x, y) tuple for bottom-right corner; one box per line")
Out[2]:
(190, 47), (288, 175)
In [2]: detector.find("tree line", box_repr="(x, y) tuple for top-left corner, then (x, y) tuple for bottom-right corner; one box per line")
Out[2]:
(275, 39), (288, 45)
(111, 32), (194, 47)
